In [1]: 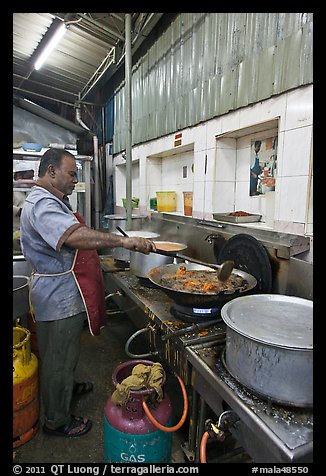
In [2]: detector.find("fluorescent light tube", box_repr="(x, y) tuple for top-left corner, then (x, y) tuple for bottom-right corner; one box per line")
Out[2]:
(34, 23), (67, 71)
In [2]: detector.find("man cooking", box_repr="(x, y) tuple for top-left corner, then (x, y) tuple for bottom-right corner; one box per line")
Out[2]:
(19, 148), (156, 438)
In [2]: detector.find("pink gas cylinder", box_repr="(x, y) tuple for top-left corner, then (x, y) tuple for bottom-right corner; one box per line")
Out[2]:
(104, 360), (173, 463)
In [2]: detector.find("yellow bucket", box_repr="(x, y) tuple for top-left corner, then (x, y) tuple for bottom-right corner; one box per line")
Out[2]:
(156, 192), (176, 212)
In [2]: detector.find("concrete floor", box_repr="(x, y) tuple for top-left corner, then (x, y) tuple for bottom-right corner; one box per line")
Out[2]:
(13, 309), (251, 464)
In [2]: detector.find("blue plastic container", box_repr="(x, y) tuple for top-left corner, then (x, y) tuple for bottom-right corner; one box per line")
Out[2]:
(21, 143), (42, 152)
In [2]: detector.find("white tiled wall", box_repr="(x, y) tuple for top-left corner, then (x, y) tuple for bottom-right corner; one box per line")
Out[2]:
(114, 161), (140, 210)
(143, 149), (194, 213)
(113, 85), (313, 252)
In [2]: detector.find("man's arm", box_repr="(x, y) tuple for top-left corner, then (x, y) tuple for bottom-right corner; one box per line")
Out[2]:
(64, 226), (156, 254)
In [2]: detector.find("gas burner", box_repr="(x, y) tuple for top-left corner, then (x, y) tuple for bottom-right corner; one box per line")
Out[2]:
(171, 304), (221, 323)
(137, 277), (158, 288)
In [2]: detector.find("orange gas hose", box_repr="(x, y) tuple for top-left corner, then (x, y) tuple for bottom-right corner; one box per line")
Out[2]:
(142, 375), (188, 432)
(200, 431), (210, 463)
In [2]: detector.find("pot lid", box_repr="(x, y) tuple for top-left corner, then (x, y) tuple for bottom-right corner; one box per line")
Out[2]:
(218, 233), (272, 293)
(221, 294), (313, 350)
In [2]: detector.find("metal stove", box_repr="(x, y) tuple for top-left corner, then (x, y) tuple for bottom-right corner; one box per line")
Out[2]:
(102, 253), (313, 464)
(186, 343), (313, 463)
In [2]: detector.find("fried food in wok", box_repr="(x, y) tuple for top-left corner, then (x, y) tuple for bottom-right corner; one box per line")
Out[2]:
(159, 265), (248, 295)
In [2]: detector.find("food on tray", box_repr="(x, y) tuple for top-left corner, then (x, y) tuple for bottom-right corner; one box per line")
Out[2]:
(228, 211), (252, 216)
(159, 265), (247, 295)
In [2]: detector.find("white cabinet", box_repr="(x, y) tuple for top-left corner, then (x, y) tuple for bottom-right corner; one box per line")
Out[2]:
(13, 149), (93, 226)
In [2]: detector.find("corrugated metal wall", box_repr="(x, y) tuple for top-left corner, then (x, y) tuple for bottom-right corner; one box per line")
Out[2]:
(113, 13), (313, 153)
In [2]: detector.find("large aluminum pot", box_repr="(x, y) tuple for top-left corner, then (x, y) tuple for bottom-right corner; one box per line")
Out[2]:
(221, 294), (313, 408)
(112, 231), (160, 262)
(13, 275), (30, 321)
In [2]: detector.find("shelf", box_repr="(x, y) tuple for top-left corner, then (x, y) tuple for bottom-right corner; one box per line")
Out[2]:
(13, 148), (93, 161)
(13, 188), (34, 192)
(13, 149), (92, 227)
(13, 188), (85, 193)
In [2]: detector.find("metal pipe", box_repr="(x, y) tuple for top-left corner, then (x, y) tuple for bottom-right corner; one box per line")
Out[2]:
(76, 13), (125, 41)
(101, 106), (107, 198)
(188, 386), (199, 457)
(125, 327), (158, 358)
(196, 396), (207, 462)
(125, 13), (132, 230)
(93, 134), (101, 229)
(75, 106), (95, 226)
(75, 106), (91, 131)
(84, 160), (91, 226)
(161, 319), (221, 341)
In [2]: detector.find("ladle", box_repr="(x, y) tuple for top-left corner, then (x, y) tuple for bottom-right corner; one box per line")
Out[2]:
(216, 260), (234, 282)
(116, 226), (129, 237)
(169, 254), (234, 282)
(153, 244), (234, 282)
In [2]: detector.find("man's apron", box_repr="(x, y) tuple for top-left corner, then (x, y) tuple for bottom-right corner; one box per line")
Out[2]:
(71, 212), (106, 336)
(30, 211), (106, 336)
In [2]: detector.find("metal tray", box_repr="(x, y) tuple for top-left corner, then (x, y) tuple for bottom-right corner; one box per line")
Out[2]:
(213, 213), (262, 223)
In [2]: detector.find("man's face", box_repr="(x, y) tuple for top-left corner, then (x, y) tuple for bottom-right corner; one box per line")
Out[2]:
(52, 155), (78, 196)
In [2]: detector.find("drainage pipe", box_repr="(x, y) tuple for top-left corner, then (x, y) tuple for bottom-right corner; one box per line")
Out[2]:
(76, 106), (101, 228)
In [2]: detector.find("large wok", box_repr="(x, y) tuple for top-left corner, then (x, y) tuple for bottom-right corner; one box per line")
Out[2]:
(147, 263), (257, 308)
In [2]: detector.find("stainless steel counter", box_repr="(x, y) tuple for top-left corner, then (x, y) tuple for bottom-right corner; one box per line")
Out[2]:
(146, 214), (313, 297)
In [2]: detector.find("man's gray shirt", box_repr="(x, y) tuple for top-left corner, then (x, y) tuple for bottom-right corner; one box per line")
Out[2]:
(20, 186), (85, 321)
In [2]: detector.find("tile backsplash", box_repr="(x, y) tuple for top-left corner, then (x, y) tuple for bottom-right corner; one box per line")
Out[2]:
(113, 84), (313, 254)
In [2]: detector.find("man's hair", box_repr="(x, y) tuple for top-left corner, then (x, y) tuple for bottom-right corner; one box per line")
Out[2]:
(38, 148), (75, 177)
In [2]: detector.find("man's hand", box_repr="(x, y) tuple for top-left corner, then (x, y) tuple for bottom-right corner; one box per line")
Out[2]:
(123, 237), (157, 254)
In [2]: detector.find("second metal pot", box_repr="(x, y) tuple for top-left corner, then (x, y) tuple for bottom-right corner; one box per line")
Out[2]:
(130, 251), (174, 279)
(113, 231), (160, 262)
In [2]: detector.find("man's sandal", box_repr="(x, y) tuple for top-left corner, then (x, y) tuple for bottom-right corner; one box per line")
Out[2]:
(73, 381), (93, 397)
(43, 416), (92, 437)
